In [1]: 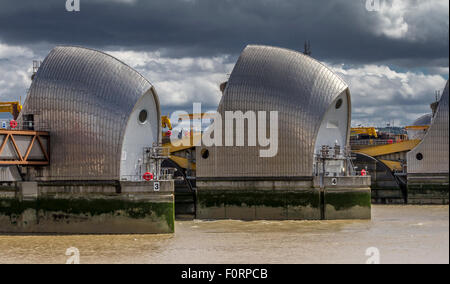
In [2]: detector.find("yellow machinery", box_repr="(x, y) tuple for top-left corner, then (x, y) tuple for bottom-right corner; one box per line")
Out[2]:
(379, 159), (403, 172)
(353, 139), (420, 157)
(161, 115), (173, 130)
(351, 127), (378, 138)
(354, 139), (421, 173)
(163, 132), (200, 171)
(161, 114), (200, 171)
(160, 112), (219, 171)
(404, 125), (429, 131)
(0, 101), (22, 120)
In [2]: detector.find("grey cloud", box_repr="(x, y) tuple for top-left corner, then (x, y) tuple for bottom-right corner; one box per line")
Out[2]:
(332, 63), (448, 125)
(0, 0), (447, 67)
(0, 0), (448, 126)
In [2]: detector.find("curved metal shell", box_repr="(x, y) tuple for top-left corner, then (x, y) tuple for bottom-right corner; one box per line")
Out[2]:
(197, 45), (350, 178)
(18, 46), (159, 180)
(412, 113), (432, 126)
(407, 81), (449, 174)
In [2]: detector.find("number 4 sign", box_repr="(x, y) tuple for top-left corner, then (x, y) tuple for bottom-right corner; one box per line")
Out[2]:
(331, 178), (338, 186)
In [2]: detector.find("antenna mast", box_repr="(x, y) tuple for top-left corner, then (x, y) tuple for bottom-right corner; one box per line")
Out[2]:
(303, 40), (311, 56)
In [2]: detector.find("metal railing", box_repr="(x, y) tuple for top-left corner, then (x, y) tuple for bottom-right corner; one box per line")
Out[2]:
(1, 120), (51, 132)
(144, 146), (170, 159)
(19, 120), (51, 131)
(120, 169), (173, 182)
(350, 139), (399, 146)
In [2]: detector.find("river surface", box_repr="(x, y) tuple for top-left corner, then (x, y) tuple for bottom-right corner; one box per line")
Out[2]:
(0, 205), (448, 264)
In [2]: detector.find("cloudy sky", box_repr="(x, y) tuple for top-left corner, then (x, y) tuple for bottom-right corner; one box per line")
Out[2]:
(0, 0), (448, 126)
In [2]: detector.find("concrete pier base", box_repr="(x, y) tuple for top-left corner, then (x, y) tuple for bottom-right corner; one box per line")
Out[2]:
(407, 173), (449, 205)
(0, 180), (174, 234)
(197, 187), (321, 220)
(371, 187), (405, 204)
(196, 176), (371, 220)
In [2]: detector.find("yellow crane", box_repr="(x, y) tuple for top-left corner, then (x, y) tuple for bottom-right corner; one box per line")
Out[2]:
(351, 127), (378, 138)
(0, 101), (22, 120)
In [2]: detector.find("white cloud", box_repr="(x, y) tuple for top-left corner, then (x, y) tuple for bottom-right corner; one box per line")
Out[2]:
(371, 0), (449, 41)
(426, 66), (450, 76)
(1, 42), (446, 127)
(331, 63), (447, 126)
(374, 0), (409, 39)
(108, 49), (448, 127)
(0, 43), (34, 59)
(107, 50), (234, 108)
(0, 43), (35, 109)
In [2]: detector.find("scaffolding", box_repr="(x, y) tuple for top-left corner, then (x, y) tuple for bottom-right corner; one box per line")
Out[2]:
(143, 144), (170, 181)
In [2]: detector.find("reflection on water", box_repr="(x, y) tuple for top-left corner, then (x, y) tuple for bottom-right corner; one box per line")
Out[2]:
(0, 205), (448, 264)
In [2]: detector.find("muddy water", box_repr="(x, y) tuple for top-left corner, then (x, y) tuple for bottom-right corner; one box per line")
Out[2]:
(0, 205), (448, 264)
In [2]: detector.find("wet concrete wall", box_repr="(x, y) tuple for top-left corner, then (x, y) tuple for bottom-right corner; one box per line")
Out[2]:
(0, 180), (174, 234)
(352, 154), (404, 204)
(407, 173), (449, 205)
(196, 176), (371, 220)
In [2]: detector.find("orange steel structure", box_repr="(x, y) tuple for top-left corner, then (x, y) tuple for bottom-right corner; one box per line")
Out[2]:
(0, 130), (50, 165)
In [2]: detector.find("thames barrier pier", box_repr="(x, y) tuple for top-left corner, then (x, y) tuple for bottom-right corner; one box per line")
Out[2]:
(0, 180), (174, 234)
(406, 81), (449, 204)
(196, 176), (371, 220)
(195, 46), (371, 220)
(0, 46), (175, 234)
(351, 80), (449, 205)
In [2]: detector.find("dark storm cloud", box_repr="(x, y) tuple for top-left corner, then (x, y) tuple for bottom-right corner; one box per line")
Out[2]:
(0, 0), (448, 66)
(1, 0), (448, 126)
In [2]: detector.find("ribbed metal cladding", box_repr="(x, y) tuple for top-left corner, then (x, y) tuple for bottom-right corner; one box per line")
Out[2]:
(18, 46), (156, 180)
(412, 113), (432, 126)
(407, 81), (449, 174)
(197, 45), (349, 178)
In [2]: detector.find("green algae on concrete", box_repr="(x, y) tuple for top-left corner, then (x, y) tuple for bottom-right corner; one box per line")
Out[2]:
(407, 184), (449, 205)
(196, 176), (372, 220)
(198, 189), (320, 209)
(407, 184), (449, 194)
(0, 180), (175, 234)
(0, 199), (35, 217)
(406, 173), (449, 204)
(324, 189), (371, 220)
(0, 198), (174, 234)
(196, 189), (321, 220)
(325, 190), (371, 211)
(370, 187), (405, 204)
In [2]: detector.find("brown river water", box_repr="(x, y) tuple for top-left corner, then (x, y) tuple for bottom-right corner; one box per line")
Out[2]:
(0, 205), (448, 264)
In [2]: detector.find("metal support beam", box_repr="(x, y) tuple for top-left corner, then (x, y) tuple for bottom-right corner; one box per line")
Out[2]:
(0, 130), (50, 165)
